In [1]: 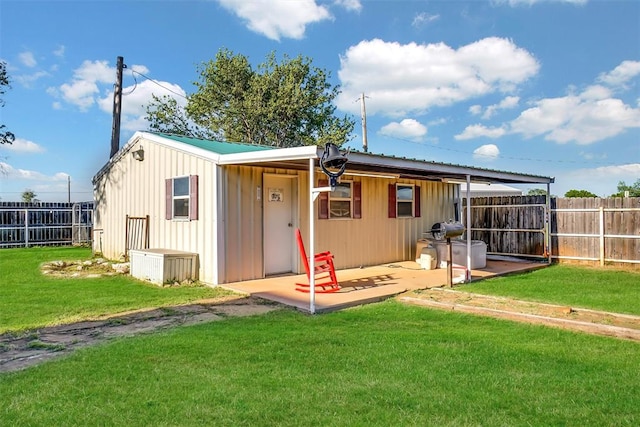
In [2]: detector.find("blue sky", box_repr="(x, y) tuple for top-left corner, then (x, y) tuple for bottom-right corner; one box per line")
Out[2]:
(1, 0), (638, 201)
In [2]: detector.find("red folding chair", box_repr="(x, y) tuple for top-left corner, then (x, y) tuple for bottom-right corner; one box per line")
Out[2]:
(295, 228), (340, 293)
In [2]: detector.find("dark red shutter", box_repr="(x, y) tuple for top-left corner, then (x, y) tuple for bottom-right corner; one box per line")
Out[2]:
(318, 179), (329, 219)
(388, 184), (396, 218)
(353, 181), (362, 219)
(165, 178), (172, 220)
(189, 175), (199, 220)
(414, 185), (421, 218)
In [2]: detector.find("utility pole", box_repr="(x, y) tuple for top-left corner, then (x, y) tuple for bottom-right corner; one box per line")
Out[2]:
(360, 93), (368, 152)
(110, 56), (124, 158)
(67, 176), (71, 203)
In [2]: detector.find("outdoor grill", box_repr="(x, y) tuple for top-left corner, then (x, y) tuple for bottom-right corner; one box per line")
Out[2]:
(431, 221), (465, 287)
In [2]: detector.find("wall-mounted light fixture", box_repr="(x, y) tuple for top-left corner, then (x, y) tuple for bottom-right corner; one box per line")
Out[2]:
(132, 146), (144, 161)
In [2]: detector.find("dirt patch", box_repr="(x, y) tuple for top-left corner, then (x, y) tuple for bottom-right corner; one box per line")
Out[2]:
(0, 296), (283, 373)
(399, 288), (640, 341)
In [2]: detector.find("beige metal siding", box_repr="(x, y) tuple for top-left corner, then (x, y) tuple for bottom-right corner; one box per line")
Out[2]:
(299, 172), (457, 270)
(93, 137), (219, 284)
(221, 165), (264, 282)
(220, 166), (299, 283)
(95, 139), (459, 284)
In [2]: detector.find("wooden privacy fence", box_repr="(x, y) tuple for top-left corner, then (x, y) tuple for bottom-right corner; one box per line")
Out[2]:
(464, 197), (640, 267)
(0, 202), (94, 248)
(465, 195), (549, 259)
(551, 198), (640, 266)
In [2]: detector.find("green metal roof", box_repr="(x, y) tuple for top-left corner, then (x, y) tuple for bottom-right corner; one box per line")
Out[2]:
(154, 132), (275, 155)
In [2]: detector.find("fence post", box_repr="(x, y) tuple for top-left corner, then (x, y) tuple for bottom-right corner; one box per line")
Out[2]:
(599, 206), (605, 266)
(545, 187), (552, 264)
(24, 209), (30, 248)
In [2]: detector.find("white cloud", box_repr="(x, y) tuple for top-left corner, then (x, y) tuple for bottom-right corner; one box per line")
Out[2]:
(54, 60), (114, 111)
(455, 124), (507, 140)
(217, 0), (331, 41)
(14, 70), (49, 88)
(0, 138), (45, 154)
(18, 51), (37, 67)
(509, 87), (640, 144)
(379, 119), (427, 141)
(559, 163), (640, 197)
(412, 12), (440, 28)
(597, 60), (640, 87)
(334, 0), (362, 12)
(469, 105), (483, 116)
(72, 60), (114, 83)
(482, 96), (520, 119)
(578, 151), (607, 161)
(59, 79), (100, 110)
(336, 37), (539, 116)
(494, 0), (587, 6)
(98, 79), (187, 132)
(53, 45), (66, 58)
(0, 162), (67, 181)
(460, 61), (640, 145)
(473, 144), (500, 161)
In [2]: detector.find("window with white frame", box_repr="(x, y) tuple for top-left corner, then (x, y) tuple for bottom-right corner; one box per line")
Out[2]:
(165, 175), (198, 220)
(329, 182), (352, 219)
(318, 179), (362, 220)
(396, 184), (414, 217)
(388, 183), (420, 218)
(173, 177), (190, 218)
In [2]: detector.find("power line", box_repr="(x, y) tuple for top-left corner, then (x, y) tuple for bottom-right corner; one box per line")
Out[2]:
(377, 134), (618, 167)
(130, 69), (188, 99)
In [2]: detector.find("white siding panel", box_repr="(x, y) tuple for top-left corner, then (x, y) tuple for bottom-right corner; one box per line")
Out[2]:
(93, 136), (219, 285)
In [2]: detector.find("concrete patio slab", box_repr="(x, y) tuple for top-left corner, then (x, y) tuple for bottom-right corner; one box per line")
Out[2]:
(224, 258), (547, 313)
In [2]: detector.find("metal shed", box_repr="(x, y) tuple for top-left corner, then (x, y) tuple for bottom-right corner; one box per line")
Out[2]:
(93, 131), (553, 289)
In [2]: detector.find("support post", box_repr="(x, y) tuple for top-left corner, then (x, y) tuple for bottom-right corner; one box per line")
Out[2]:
(24, 209), (29, 248)
(546, 182), (552, 265)
(599, 206), (605, 266)
(308, 158), (316, 314)
(447, 237), (453, 288)
(465, 174), (471, 281)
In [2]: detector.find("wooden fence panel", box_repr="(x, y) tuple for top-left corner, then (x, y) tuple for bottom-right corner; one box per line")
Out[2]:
(465, 195), (547, 257)
(469, 197), (639, 267)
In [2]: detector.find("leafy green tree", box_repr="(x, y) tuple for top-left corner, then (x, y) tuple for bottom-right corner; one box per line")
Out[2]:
(21, 189), (38, 203)
(564, 189), (598, 198)
(145, 49), (354, 147)
(1, 61), (15, 145)
(611, 179), (640, 197)
(526, 188), (547, 196)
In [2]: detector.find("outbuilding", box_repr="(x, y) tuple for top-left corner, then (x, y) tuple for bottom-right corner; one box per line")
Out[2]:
(92, 131), (554, 286)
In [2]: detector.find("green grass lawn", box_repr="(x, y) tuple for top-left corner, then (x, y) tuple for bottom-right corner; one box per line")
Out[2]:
(1, 302), (639, 426)
(0, 247), (234, 333)
(463, 264), (640, 315)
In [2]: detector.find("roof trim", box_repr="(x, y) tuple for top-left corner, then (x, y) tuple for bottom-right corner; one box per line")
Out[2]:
(93, 132), (554, 186)
(343, 151), (554, 185)
(218, 145), (317, 164)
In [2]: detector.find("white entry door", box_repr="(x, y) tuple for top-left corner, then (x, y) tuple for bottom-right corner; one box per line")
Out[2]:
(263, 175), (296, 275)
